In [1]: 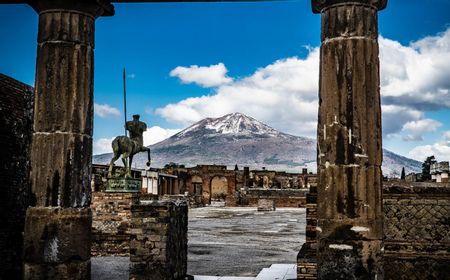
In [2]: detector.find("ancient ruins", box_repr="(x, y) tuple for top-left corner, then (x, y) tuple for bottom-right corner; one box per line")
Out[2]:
(0, 0), (449, 280)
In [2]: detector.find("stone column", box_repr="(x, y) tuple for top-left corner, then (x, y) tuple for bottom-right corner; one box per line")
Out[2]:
(23, 1), (114, 279)
(312, 1), (387, 279)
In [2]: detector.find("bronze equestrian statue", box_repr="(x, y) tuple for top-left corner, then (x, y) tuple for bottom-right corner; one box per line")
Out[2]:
(108, 114), (151, 177)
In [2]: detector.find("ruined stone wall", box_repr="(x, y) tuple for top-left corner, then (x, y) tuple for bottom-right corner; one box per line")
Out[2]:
(238, 188), (308, 208)
(130, 200), (188, 280)
(0, 74), (33, 279)
(383, 184), (450, 280)
(298, 183), (450, 279)
(91, 192), (139, 256)
(298, 185), (318, 279)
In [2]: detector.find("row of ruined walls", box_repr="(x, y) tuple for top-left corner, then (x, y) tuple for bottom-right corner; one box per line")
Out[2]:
(236, 188), (310, 208)
(298, 182), (450, 280)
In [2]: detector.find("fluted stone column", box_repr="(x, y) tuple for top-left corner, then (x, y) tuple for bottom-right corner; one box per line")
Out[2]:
(312, 1), (387, 279)
(23, 1), (114, 279)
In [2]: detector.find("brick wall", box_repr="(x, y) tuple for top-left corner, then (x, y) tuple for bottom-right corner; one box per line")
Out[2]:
(0, 74), (33, 279)
(91, 192), (140, 255)
(383, 183), (450, 280)
(130, 200), (188, 280)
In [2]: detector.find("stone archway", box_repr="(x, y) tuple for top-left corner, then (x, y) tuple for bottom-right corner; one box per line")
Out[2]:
(210, 176), (229, 201)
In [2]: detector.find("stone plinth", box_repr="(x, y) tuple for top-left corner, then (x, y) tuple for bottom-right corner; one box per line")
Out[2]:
(106, 178), (142, 193)
(312, 0), (387, 279)
(130, 200), (188, 280)
(23, 207), (92, 280)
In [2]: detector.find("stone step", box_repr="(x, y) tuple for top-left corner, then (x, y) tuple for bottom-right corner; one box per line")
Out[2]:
(255, 264), (297, 280)
(194, 276), (255, 280)
(194, 264), (296, 280)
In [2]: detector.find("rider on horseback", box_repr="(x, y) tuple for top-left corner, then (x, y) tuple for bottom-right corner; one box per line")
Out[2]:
(108, 114), (151, 178)
(126, 114), (147, 150)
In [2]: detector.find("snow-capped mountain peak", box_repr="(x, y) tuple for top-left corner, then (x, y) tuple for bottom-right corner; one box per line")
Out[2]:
(175, 112), (281, 137)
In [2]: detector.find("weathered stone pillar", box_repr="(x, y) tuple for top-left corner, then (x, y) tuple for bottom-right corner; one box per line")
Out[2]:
(130, 200), (188, 280)
(23, 1), (114, 279)
(312, 1), (387, 279)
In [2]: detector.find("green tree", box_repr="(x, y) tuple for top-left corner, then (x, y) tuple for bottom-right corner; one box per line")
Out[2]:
(421, 155), (437, 181)
(401, 167), (406, 180)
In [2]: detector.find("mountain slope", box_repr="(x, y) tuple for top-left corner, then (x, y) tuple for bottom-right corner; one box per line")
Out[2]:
(93, 112), (421, 177)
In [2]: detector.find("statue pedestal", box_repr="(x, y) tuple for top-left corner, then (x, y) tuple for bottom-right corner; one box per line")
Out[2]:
(106, 178), (141, 193)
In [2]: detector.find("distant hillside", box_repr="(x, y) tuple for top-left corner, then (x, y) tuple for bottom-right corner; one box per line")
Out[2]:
(94, 112), (422, 177)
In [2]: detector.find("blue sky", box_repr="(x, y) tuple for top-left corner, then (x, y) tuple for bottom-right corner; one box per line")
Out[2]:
(0, 0), (449, 161)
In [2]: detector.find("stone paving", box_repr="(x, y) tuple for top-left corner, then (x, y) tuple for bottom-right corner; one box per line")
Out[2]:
(92, 206), (306, 279)
(188, 206), (305, 276)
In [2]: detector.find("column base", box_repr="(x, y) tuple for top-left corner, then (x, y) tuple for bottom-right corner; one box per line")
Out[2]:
(23, 207), (92, 280)
(24, 260), (90, 280)
(317, 239), (383, 280)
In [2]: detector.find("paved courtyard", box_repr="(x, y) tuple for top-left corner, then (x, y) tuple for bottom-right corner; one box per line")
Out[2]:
(188, 206), (305, 277)
(92, 206), (306, 279)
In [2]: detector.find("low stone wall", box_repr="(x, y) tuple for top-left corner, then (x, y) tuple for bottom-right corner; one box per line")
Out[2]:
(297, 183), (450, 280)
(257, 199), (276, 211)
(91, 192), (140, 256)
(298, 186), (318, 280)
(240, 188), (308, 208)
(383, 183), (450, 279)
(130, 200), (188, 280)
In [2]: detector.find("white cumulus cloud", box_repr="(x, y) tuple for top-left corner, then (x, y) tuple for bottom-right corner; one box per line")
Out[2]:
(170, 63), (233, 88)
(93, 126), (181, 155)
(93, 137), (115, 155)
(401, 119), (442, 142)
(160, 50), (320, 137)
(143, 126), (181, 146)
(379, 29), (450, 111)
(408, 143), (450, 162)
(157, 28), (450, 141)
(408, 130), (450, 162)
(381, 105), (424, 136)
(94, 103), (121, 118)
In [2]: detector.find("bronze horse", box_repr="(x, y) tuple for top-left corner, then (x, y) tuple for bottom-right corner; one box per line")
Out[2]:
(108, 136), (151, 177)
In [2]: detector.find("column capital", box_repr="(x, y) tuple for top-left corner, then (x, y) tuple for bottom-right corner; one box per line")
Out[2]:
(311, 0), (387, 13)
(29, 0), (115, 18)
